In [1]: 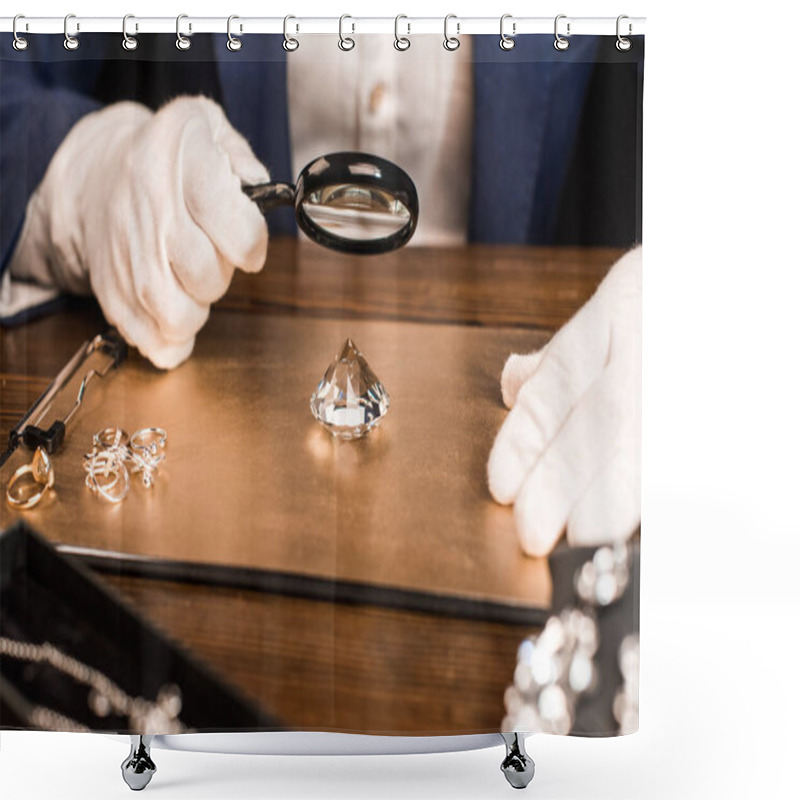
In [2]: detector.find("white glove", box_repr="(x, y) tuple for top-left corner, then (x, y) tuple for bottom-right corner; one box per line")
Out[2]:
(487, 247), (642, 557)
(9, 96), (269, 369)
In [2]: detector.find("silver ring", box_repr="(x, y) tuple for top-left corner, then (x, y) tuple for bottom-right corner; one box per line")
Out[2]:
(12, 15), (29, 51)
(176, 14), (191, 51)
(227, 15), (242, 51)
(86, 452), (130, 503)
(499, 14), (516, 51)
(338, 15), (355, 51)
(122, 14), (138, 51)
(283, 15), (299, 51)
(96, 468), (129, 503)
(93, 426), (130, 451)
(130, 427), (168, 464)
(616, 15), (632, 51)
(394, 15), (410, 51)
(443, 14), (460, 51)
(63, 14), (79, 51)
(554, 14), (570, 51)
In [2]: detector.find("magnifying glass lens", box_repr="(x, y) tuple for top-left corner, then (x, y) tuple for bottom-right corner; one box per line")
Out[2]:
(302, 184), (412, 242)
(244, 152), (419, 254)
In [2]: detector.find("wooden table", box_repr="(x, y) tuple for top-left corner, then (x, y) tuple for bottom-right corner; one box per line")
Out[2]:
(0, 239), (621, 734)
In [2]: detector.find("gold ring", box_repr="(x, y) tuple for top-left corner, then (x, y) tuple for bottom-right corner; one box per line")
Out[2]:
(6, 448), (55, 510)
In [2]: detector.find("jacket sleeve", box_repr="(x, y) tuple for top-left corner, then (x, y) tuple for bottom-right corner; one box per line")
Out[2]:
(468, 36), (599, 245)
(0, 42), (103, 278)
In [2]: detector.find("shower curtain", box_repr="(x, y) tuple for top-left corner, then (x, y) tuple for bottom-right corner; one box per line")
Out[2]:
(0, 19), (642, 743)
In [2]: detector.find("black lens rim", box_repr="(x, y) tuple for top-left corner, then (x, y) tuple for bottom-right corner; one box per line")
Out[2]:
(295, 152), (419, 255)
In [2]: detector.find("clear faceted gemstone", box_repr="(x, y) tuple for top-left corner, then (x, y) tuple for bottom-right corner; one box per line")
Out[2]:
(310, 338), (390, 439)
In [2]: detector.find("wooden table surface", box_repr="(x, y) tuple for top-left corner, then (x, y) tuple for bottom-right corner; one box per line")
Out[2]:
(0, 238), (622, 733)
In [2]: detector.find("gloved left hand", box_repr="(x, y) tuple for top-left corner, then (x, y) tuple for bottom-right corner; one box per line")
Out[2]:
(487, 247), (642, 557)
(9, 96), (269, 369)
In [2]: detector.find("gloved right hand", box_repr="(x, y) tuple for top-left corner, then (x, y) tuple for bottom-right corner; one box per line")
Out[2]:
(9, 96), (269, 369)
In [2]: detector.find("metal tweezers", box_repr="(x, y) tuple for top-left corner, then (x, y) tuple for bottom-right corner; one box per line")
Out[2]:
(1, 329), (127, 468)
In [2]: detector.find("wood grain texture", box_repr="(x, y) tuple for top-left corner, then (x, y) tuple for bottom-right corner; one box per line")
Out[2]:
(1, 315), (553, 608)
(0, 240), (620, 446)
(0, 241), (618, 733)
(221, 239), (624, 330)
(104, 572), (537, 734)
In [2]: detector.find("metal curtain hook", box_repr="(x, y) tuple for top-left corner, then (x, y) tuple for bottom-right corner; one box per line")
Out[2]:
(122, 14), (138, 51)
(616, 14), (632, 51)
(394, 14), (410, 51)
(12, 14), (29, 51)
(499, 14), (516, 50)
(283, 15), (299, 51)
(554, 14), (570, 51)
(227, 15), (242, 51)
(338, 14), (355, 51)
(63, 13), (79, 51)
(176, 14), (191, 50)
(443, 14), (460, 51)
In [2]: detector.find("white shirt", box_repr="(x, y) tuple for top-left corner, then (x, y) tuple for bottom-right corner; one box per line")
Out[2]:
(287, 35), (473, 246)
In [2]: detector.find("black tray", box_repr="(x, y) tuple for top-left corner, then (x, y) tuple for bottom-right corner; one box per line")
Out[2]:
(0, 522), (281, 733)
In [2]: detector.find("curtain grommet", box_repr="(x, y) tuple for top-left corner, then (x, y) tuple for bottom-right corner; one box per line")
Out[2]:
(616, 15), (632, 51)
(12, 14), (29, 51)
(554, 14), (570, 51)
(226, 15), (242, 51)
(122, 14), (138, 51)
(176, 14), (191, 51)
(499, 14), (516, 51)
(63, 13), (80, 51)
(283, 15), (299, 52)
(338, 14), (355, 51)
(444, 14), (460, 51)
(394, 15), (411, 51)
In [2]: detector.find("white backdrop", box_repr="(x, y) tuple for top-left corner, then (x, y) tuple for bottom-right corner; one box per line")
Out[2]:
(2, 1), (798, 798)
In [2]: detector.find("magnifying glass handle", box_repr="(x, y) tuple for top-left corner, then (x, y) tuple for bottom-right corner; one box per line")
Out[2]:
(243, 182), (296, 214)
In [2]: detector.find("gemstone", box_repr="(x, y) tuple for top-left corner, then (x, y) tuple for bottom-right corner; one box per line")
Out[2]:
(310, 338), (390, 439)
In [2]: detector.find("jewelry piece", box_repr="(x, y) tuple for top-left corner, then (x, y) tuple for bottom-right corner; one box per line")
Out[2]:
(129, 427), (167, 460)
(129, 427), (167, 488)
(574, 541), (632, 606)
(84, 450), (130, 503)
(93, 426), (130, 451)
(6, 447), (55, 510)
(0, 636), (186, 734)
(30, 706), (91, 733)
(613, 634), (639, 733)
(504, 541), (636, 736)
(310, 339), (389, 439)
(84, 426), (167, 500)
(503, 608), (599, 735)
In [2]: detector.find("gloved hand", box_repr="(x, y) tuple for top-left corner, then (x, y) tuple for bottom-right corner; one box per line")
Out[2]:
(487, 247), (642, 557)
(9, 97), (269, 369)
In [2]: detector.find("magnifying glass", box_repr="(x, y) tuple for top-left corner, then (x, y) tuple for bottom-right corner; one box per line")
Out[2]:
(243, 152), (419, 255)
